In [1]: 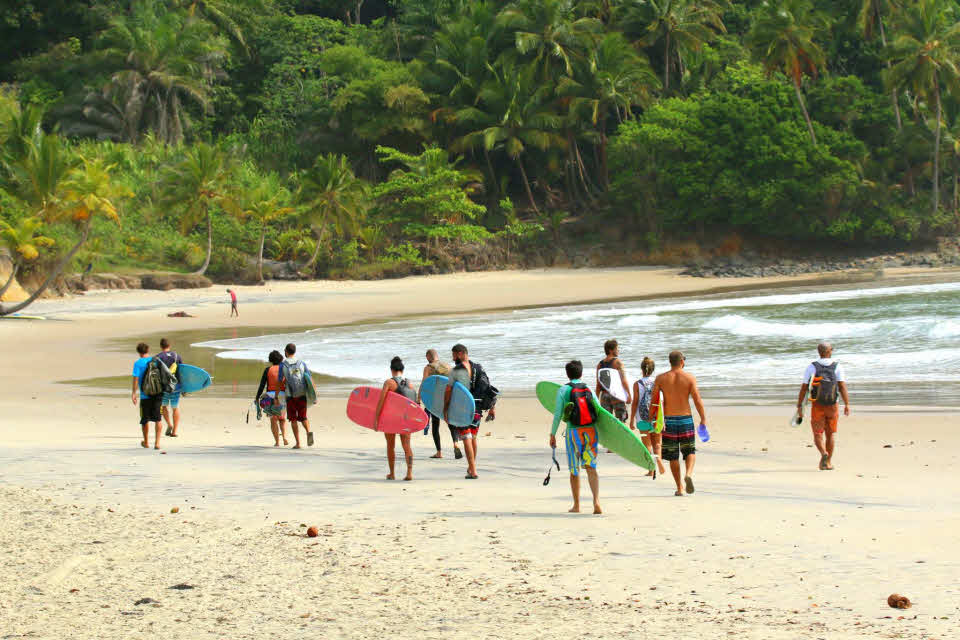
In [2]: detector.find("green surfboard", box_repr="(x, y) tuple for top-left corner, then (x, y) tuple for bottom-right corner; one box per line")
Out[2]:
(305, 373), (317, 405)
(536, 381), (655, 472)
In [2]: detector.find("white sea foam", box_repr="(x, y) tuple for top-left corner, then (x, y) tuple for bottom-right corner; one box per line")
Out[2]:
(930, 319), (960, 338)
(703, 315), (878, 338)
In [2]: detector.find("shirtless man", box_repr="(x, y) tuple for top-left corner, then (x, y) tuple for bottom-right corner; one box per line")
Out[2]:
(650, 350), (706, 496)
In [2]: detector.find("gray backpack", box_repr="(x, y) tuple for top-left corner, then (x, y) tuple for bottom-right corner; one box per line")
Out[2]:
(282, 360), (307, 398)
(811, 361), (840, 406)
(393, 377), (417, 403)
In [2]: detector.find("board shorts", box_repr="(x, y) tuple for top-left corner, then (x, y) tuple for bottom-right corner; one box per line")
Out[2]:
(662, 416), (696, 461)
(600, 391), (628, 422)
(453, 426), (479, 440)
(161, 392), (181, 408)
(139, 396), (162, 425)
(565, 425), (599, 476)
(811, 403), (839, 434)
(286, 396), (308, 422)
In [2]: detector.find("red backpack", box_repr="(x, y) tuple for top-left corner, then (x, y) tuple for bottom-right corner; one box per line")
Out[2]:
(567, 383), (598, 426)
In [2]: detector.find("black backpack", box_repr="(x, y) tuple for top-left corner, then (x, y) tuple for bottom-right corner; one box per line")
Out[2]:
(393, 377), (418, 403)
(469, 360), (499, 411)
(810, 361), (840, 406)
(566, 383), (598, 426)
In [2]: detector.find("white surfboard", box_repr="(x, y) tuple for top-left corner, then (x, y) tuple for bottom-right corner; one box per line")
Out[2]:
(597, 367), (631, 403)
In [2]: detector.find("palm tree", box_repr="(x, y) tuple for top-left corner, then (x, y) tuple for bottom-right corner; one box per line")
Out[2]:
(158, 142), (234, 275)
(62, 0), (228, 144)
(222, 170), (295, 283)
(496, 0), (602, 80)
(297, 154), (368, 272)
(456, 63), (566, 213)
(0, 156), (130, 316)
(0, 217), (55, 298)
(562, 31), (660, 188)
(885, 0), (960, 214)
(859, 0), (905, 129)
(619, 0), (727, 93)
(748, 0), (826, 145)
(4, 129), (79, 216)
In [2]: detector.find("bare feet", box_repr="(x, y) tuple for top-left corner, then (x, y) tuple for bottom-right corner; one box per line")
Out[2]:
(657, 458), (666, 475)
(685, 476), (695, 494)
(430, 452), (442, 459)
(273, 442), (279, 447)
(645, 470), (655, 477)
(282, 439), (289, 446)
(403, 475), (413, 481)
(140, 441), (148, 448)
(674, 490), (684, 496)
(593, 504), (602, 515)
(568, 505), (580, 513)
(154, 445), (160, 450)
(386, 474), (395, 480)
(292, 445), (301, 449)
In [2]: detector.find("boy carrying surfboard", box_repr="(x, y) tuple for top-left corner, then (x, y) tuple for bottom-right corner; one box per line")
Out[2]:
(550, 360), (603, 514)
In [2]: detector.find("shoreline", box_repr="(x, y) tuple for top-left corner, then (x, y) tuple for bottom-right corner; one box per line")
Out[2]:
(2, 266), (959, 639)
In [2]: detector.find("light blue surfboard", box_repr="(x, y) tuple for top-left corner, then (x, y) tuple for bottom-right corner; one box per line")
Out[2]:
(178, 364), (212, 393)
(420, 374), (475, 427)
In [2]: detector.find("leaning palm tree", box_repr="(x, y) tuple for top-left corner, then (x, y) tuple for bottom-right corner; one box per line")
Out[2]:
(297, 153), (368, 272)
(496, 0), (602, 80)
(158, 142), (235, 275)
(63, 0), (228, 144)
(221, 170), (295, 283)
(859, 0), (905, 129)
(456, 63), (566, 214)
(0, 156), (130, 316)
(0, 217), (55, 298)
(885, 0), (960, 215)
(748, 0), (827, 145)
(618, 0), (728, 93)
(561, 31), (660, 188)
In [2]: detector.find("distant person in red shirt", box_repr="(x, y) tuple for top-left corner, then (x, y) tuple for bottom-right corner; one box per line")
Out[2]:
(227, 289), (238, 317)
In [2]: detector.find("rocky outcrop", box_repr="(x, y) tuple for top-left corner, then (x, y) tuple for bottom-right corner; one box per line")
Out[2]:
(140, 273), (213, 290)
(63, 273), (143, 292)
(682, 252), (960, 278)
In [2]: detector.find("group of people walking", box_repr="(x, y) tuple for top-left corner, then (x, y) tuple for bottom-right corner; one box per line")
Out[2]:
(130, 331), (851, 515)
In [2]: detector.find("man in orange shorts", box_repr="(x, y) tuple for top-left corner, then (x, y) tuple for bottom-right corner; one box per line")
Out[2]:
(797, 342), (850, 470)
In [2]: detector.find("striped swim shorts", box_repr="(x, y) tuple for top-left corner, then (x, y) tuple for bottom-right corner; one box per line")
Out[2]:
(662, 415), (696, 461)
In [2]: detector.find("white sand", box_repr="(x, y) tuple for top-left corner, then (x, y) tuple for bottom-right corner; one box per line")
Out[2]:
(1, 267), (958, 638)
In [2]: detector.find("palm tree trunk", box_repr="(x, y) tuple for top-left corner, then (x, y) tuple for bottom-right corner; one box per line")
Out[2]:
(876, 9), (902, 131)
(483, 147), (498, 200)
(301, 217), (329, 272)
(794, 81), (817, 146)
(256, 224), (266, 284)
(933, 85), (942, 215)
(0, 262), (19, 299)
(195, 211), (213, 275)
(516, 157), (540, 214)
(599, 118), (610, 188)
(0, 218), (92, 316)
(663, 31), (670, 93)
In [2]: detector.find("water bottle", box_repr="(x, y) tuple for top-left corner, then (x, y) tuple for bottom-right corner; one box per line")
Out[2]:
(697, 423), (710, 443)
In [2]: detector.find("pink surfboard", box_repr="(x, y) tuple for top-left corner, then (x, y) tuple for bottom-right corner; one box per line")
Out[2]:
(346, 386), (429, 435)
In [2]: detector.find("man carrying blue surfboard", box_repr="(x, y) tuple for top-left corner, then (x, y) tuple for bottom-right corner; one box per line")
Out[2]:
(550, 360), (603, 514)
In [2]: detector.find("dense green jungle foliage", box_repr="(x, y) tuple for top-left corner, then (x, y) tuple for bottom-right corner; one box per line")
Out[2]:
(2, 0), (960, 301)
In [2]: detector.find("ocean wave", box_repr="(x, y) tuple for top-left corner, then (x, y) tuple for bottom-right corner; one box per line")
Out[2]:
(703, 315), (878, 338)
(616, 314), (662, 327)
(930, 319), (960, 338)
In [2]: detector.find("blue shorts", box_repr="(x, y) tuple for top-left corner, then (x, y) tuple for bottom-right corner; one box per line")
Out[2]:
(161, 392), (181, 408)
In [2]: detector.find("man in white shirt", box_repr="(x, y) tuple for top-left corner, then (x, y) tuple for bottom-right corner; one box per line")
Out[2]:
(796, 342), (851, 471)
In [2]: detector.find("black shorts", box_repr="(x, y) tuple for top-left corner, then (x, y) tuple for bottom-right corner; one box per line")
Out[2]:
(139, 396), (162, 425)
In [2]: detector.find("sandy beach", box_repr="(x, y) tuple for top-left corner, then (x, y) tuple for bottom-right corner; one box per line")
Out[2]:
(2, 266), (958, 639)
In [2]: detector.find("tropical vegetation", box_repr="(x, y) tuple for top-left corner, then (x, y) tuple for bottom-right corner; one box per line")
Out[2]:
(3, 0), (960, 313)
